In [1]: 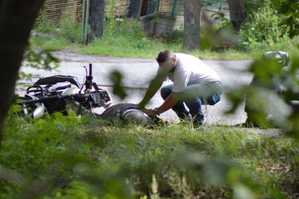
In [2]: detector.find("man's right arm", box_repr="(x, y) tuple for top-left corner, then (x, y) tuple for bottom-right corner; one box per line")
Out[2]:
(138, 68), (169, 108)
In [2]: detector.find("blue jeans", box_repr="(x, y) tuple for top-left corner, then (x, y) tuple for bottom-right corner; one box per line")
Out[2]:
(160, 83), (221, 125)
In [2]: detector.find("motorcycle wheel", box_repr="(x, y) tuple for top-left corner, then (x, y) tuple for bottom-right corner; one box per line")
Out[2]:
(101, 103), (157, 126)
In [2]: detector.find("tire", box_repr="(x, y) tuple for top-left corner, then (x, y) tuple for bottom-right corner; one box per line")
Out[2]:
(101, 103), (155, 126)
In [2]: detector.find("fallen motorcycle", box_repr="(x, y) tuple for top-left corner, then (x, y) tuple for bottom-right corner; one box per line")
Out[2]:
(17, 64), (157, 125)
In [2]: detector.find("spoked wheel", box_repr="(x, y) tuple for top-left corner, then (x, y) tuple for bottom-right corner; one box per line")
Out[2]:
(101, 103), (160, 126)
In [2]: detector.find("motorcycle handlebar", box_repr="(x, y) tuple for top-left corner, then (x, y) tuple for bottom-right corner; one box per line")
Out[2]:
(89, 63), (92, 77)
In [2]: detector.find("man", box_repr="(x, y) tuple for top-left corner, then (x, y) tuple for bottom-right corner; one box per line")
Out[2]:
(138, 50), (223, 126)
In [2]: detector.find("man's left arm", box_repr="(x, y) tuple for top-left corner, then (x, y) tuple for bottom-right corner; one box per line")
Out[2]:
(144, 66), (188, 116)
(149, 93), (177, 115)
(153, 69), (188, 114)
(138, 67), (169, 109)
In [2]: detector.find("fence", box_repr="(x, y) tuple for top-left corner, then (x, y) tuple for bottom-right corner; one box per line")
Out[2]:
(43, 0), (82, 23)
(41, 0), (190, 24)
(41, 0), (231, 39)
(42, 0), (128, 24)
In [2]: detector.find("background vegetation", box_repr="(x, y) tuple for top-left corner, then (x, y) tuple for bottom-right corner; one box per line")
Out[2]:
(30, 0), (299, 60)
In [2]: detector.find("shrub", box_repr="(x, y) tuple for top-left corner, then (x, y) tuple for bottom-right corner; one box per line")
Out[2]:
(58, 15), (81, 43)
(34, 11), (56, 33)
(240, 2), (290, 49)
(34, 11), (81, 44)
(271, 0), (299, 38)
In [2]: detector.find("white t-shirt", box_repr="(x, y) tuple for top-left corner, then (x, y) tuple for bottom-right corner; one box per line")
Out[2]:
(159, 53), (221, 93)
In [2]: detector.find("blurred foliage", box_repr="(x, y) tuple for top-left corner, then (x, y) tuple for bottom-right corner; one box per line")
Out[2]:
(240, 1), (289, 49)
(244, 0), (299, 38)
(270, 0), (299, 38)
(24, 48), (59, 70)
(241, 0), (299, 50)
(0, 112), (298, 198)
(109, 70), (127, 100)
(245, 0), (264, 15)
(226, 48), (299, 138)
(20, 48), (59, 80)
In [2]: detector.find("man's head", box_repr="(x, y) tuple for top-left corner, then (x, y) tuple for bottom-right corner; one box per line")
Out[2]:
(156, 50), (176, 70)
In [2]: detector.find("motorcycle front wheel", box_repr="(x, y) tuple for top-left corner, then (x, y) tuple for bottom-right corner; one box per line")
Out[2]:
(101, 103), (159, 126)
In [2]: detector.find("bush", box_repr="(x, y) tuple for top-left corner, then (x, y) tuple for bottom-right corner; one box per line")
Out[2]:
(105, 19), (145, 40)
(58, 15), (81, 43)
(34, 12), (81, 44)
(34, 11), (56, 33)
(240, 2), (290, 49)
(271, 0), (299, 38)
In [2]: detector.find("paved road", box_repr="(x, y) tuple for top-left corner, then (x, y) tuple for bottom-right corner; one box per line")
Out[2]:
(20, 51), (253, 125)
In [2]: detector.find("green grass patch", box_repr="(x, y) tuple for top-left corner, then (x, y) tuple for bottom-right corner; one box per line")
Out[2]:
(31, 36), (72, 51)
(0, 113), (298, 199)
(31, 34), (256, 60)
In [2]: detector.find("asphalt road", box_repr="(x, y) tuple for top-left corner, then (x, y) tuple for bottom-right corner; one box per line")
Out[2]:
(20, 51), (253, 125)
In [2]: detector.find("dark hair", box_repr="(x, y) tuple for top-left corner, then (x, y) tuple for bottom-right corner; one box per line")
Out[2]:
(156, 50), (171, 64)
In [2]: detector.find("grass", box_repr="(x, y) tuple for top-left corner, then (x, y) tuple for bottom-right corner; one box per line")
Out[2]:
(31, 33), (294, 61)
(31, 36), (73, 52)
(30, 33), (256, 60)
(0, 112), (298, 199)
(31, 18), (276, 60)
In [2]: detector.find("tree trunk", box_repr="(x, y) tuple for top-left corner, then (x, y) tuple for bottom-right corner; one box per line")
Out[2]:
(0, 0), (45, 145)
(127, 0), (141, 18)
(227, 0), (246, 32)
(139, 0), (150, 16)
(88, 0), (105, 43)
(183, 0), (201, 50)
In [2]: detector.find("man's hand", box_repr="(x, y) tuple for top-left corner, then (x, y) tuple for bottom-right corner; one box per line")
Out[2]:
(142, 93), (177, 117)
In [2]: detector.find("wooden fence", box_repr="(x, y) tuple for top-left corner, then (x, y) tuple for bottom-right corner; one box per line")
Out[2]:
(41, 0), (230, 31)
(42, 0), (129, 23)
(43, 0), (82, 23)
(41, 0), (186, 24)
